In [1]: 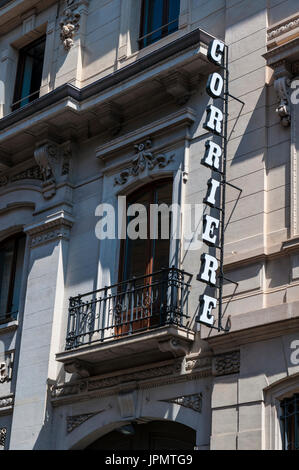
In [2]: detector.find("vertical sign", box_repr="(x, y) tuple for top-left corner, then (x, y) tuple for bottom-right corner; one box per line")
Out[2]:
(197, 38), (227, 330)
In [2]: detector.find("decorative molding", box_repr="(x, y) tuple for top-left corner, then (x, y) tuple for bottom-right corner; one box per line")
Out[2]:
(158, 338), (190, 357)
(97, 102), (123, 136)
(64, 359), (91, 378)
(0, 394), (14, 410)
(0, 351), (14, 384)
(60, 0), (89, 51)
(25, 211), (74, 248)
(0, 166), (43, 188)
(50, 358), (212, 407)
(160, 71), (191, 105)
(160, 393), (202, 413)
(34, 140), (71, 199)
(274, 76), (292, 127)
(185, 355), (212, 371)
(212, 350), (240, 376)
(267, 14), (299, 41)
(0, 427), (6, 447)
(51, 363), (179, 401)
(66, 411), (103, 433)
(114, 139), (174, 186)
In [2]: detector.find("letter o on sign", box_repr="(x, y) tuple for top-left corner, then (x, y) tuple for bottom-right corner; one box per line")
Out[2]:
(206, 72), (224, 98)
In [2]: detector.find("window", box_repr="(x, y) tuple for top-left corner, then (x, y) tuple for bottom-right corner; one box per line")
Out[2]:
(12, 36), (46, 111)
(0, 233), (26, 324)
(280, 394), (299, 450)
(139, 0), (180, 49)
(120, 179), (173, 282)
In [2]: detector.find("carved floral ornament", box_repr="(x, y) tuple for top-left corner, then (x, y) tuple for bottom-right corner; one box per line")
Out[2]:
(34, 140), (71, 199)
(114, 139), (174, 186)
(0, 428), (6, 447)
(60, 0), (89, 51)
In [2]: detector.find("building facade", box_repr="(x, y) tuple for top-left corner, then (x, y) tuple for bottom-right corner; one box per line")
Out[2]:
(0, 0), (299, 451)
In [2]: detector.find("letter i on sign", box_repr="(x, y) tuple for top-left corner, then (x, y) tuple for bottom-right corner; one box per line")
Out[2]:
(197, 38), (225, 327)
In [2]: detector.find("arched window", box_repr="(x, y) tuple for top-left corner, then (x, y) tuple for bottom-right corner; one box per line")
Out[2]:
(280, 394), (299, 450)
(0, 233), (26, 324)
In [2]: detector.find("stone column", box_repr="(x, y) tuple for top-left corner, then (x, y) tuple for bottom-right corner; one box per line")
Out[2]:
(9, 211), (73, 450)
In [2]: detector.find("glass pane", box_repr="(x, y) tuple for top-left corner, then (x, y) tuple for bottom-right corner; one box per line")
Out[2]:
(168, 0), (180, 34)
(17, 37), (46, 109)
(0, 239), (15, 315)
(20, 56), (33, 107)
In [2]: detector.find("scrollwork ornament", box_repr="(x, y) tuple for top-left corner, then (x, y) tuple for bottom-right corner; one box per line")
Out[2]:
(114, 139), (174, 185)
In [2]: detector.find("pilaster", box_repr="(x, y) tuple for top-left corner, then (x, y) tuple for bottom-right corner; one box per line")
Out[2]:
(9, 211), (74, 449)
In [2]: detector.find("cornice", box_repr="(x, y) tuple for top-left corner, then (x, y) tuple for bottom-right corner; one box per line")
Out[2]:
(24, 210), (74, 247)
(51, 358), (212, 407)
(205, 315), (299, 353)
(0, 29), (209, 133)
(267, 13), (299, 42)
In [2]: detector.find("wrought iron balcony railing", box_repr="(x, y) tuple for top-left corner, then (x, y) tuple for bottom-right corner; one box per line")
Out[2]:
(66, 267), (192, 350)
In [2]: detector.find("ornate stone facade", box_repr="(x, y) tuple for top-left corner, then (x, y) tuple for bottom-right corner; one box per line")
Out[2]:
(161, 393), (203, 413)
(67, 412), (102, 433)
(0, 166), (43, 188)
(212, 351), (240, 376)
(0, 428), (7, 448)
(0, 352), (14, 384)
(60, 0), (89, 51)
(114, 139), (174, 185)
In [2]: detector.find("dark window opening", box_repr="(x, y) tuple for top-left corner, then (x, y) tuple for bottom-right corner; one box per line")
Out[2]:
(280, 394), (299, 450)
(139, 0), (180, 49)
(0, 233), (26, 324)
(12, 36), (46, 111)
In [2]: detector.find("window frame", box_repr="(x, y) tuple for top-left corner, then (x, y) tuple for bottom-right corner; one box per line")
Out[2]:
(280, 393), (299, 450)
(118, 178), (173, 284)
(139, 0), (180, 49)
(12, 35), (46, 111)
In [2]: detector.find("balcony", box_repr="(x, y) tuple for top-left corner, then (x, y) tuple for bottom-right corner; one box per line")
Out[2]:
(56, 267), (195, 376)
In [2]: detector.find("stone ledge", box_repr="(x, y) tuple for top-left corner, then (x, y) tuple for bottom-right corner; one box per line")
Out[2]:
(0, 320), (18, 335)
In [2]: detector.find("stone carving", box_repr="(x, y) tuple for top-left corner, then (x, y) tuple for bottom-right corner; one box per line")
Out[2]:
(161, 393), (202, 413)
(0, 351), (14, 384)
(67, 412), (102, 433)
(60, 0), (89, 51)
(0, 395), (14, 409)
(274, 76), (291, 127)
(27, 212), (74, 248)
(213, 350), (240, 376)
(0, 428), (6, 447)
(158, 338), (190, 357)
(51, 364), (177, 400)
(114, 139), (174, 185)
(34, 140), (71, 199)
(185, 355), (212, 371)
(0, 166), (43, 188)
(267, 15), (299, 40)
